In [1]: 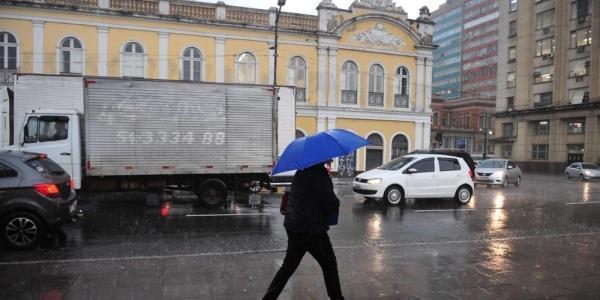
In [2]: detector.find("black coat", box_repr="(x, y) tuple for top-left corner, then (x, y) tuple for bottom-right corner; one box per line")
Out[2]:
(283, 163), (340, 234)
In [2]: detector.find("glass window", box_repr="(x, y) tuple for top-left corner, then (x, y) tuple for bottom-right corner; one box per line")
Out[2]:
(570, 28), (591, 48)
(567, 122), (584, 134)
(122, 42), (144, 78)
(25, 157), (65, 176)
(534, 66), (553, 84)
(288, 56), (306, 102)
(536, 10), (554, 30)
(506, 72), (516, 88)
(534, 92), (552, 107)
(295, 130), (305, 139)
(535, 38), (554, 56)
(502, 123), (513, 137)
(532, 120), (550, 135)
(532, 144), (549, 160)
(24, 117), (39, 143)
(341, 61), (358, 105)
(368, 64), (384, 107)
(568, 88), (589, 104)
(507, 97), (514, 110)
(501, 145), (512, 159)
(24, 116), (69, 143)
(581, 163), (599, 170)
(509, 21), (517, 37)
(379, 156), (415, 171)
(0, 32), (18, 70)
(60, 37), (82, 74)
(569, 59), (589, 77)
(182, 47), (202, 81)
(439, 158), (461, 172)
(391, 135), (408, 159)
(407, 158), (435, 173)
(0, 163), (17, 178)
(394, 67), (409, 108)
(510, 0), (518, 12)
(508, 47), (516, 62)
(571, 0), (589, 19)
(236, 52), (256, 84)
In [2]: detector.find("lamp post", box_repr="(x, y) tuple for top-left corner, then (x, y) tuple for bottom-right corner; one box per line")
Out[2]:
(480, 112), (492, 160)
(271, 0), (285, 162)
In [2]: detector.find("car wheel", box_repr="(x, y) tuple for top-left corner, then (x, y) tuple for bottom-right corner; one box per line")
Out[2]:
(502, 176), (508, 188)
(1, 212), (45, 250)
(384, 186), (404, 206)
(580, 174), (586, 182)
(565, 173), (570, 180)
(514, 176), (521, 187)
(454, 185), (472, 204)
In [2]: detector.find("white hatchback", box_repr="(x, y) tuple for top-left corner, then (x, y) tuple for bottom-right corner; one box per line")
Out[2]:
(353, 154), (474, 205)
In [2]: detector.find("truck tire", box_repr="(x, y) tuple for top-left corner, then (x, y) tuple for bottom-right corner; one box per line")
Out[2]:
(197, 180), (227, 207)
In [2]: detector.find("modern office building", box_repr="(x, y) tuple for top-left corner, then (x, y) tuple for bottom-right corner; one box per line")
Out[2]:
(494, 0), (600, 172)
(431, 0), (464, 100)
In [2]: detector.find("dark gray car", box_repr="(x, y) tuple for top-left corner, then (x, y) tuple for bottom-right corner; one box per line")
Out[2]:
(0, 150), (77, 249)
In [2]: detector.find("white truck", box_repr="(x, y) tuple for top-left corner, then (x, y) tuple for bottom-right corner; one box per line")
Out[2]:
(7, 74), (295, 206)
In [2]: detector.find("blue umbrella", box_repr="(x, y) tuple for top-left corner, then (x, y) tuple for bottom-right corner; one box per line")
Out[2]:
(272, 129), (370, 175)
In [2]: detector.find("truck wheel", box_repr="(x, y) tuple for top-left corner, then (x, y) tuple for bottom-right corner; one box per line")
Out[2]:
(1, 212), (45, 250)
(198, 180), (227, 207)
(249, 180), (262, 193)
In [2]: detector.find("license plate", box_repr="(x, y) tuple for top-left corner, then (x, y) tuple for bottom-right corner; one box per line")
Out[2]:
(69, 199), (77, 214)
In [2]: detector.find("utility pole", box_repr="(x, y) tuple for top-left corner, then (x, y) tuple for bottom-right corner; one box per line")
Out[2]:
(271, 0), (286, 162)
(482, 112), (490, 160)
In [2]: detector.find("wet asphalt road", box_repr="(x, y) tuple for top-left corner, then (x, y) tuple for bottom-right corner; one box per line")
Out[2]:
(1, 174), (600, 299)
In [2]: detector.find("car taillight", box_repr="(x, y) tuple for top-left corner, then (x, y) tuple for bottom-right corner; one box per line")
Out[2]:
(468, 169), (474, 179)
(33, 183), (61, 198)
(69, 179), (75, 189)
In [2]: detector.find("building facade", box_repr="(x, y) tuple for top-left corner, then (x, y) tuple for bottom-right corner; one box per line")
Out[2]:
(0, 0), (436, 174)
(495, 0), (600, 172)
(431, 0), (464, 100)
(431, 95), (495, 154)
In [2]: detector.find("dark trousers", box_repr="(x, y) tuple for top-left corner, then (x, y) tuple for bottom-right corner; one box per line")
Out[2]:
(263, 231), (344, 300)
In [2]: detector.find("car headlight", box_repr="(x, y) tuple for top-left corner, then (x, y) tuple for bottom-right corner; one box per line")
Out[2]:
(493, 171), (505, 176)
(584, 170), (592, 175)
(366, 178), (382, 185)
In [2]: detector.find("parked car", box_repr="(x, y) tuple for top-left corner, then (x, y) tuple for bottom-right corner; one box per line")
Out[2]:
(353, 154), (474, 205)
(474, 159), (522, 187)
(565, 163), (600, 181)
(0, 151), (77, 249)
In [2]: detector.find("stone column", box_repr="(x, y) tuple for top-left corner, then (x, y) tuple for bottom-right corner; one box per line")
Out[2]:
(97, 26), (108, 76)
(590, 0), (600, 100)
(415, 57), (425, 112)
(317, 115), (326, 132)
(424, 58), (433, 112)
(584, 116), (598, 162)
(423, 121), (431, 149)
(317, 47), (327, 106)
(327, 47), (337, 107)
(32, 21), (44, 73)
(415, 122), (423, 150)
(215, 37), (225, 83)
(158, 32), (169, 80)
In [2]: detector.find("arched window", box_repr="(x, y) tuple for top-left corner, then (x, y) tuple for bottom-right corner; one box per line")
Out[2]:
(368, 64), (384, 107)
(122, 42), (145, 78)
(59, 37), (82, 74)
(366, 133), (384, 170)
(341, 61), (358, 105)
(181, 47), (202, 81)
(394, 67), (409, 108)
(391, 135), (409, 159)
(295, 129), (305, 139)
(288, 56), (306, 102)
(236, 52), (256, 84)
(0, 32), (18, 70)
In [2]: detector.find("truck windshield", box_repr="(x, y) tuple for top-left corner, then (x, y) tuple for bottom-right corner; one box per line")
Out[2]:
(378, 156), (415, 170)
(26, 157), (66, 176)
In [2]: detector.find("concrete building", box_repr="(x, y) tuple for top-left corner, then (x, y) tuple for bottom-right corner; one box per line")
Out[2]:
(494, 0), (600, 172)
(431, 0), (464, 100)
(431, 95), (495, 154)
(0, 0), (436, 174)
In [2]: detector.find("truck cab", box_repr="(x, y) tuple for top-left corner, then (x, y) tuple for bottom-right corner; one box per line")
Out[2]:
(15, 110), (82, 189)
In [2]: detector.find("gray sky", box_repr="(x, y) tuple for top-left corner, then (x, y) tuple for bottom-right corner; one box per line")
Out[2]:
(200, 0), (446, 18)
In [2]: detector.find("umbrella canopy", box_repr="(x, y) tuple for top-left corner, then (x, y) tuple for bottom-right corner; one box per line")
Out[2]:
(272, 129), (370, 175)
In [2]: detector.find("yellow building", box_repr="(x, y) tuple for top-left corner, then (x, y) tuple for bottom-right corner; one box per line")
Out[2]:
(0, 0), (435, 174)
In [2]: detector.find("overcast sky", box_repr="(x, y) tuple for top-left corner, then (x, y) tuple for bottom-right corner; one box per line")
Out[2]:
(200, 0), (446, 18)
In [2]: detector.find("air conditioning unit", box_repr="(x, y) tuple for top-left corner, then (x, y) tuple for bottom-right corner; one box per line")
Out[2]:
(585, 61), (591, 68)
(542, 54), (549, 60)
(577, 46), (586, 53)
(507, 107), (513, 112)
(578, 16), (586, 23)
(533, 72), (541, 77)
(508, 58), (516, 63)
(576, 76), (584, 82)
(543, 27), (550, 34)
(508, 32), (517, 38)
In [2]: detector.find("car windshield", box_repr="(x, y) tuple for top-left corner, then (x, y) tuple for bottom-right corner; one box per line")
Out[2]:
(478, 160), (506, 169)
(378, 156), (415, 170)
(581, 163), (599, 170)
(25, 157), (66, 176)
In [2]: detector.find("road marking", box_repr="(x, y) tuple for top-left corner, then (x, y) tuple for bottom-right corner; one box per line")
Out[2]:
(565, 201), (600, 205)
(185, 213), (272, 217)
(1, 231), (599, 266)
(414, 209), (476, 213)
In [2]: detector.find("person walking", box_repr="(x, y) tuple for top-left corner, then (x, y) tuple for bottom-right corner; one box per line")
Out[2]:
(263, 162), (344, 300)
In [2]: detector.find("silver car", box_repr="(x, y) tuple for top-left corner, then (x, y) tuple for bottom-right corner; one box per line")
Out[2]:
(565, 163), (600, 181)
(474, 159), (522, 187)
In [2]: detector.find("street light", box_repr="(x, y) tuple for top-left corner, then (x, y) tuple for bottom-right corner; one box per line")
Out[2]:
(271, 0), (285, 162)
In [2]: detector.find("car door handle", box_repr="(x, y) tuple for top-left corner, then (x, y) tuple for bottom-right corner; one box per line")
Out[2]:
(60, 152), (71, 156)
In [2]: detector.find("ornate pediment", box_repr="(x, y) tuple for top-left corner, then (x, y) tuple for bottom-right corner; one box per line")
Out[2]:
(352, 23), (404, 49)
(351, 0), (406, 14)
